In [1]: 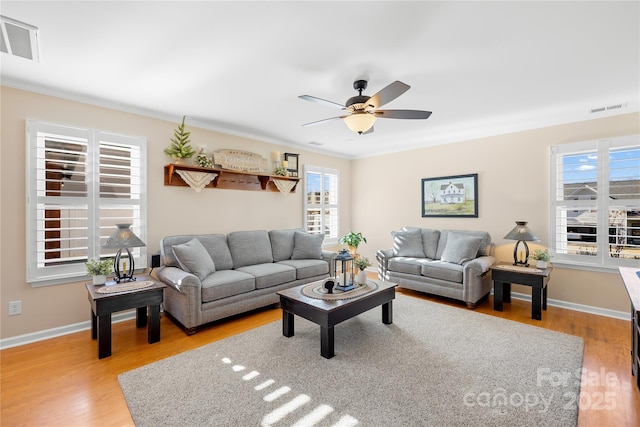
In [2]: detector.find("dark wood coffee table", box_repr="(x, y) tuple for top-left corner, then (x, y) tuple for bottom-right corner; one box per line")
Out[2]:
(277, 279), (396, 358)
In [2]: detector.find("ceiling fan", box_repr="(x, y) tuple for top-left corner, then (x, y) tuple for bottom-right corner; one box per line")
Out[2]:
(299, 80), (432, 135)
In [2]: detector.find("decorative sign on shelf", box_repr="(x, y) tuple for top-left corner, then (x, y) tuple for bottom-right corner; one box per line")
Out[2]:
(213, 149), (267, 173)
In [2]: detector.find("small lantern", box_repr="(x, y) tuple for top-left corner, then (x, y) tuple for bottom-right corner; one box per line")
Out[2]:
(334, 249), (355, 291)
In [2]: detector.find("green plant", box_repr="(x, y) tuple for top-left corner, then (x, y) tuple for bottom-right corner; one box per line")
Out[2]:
(164, 116), (196, 159)
(274, 166), (288, 176)
(531, 249), (551, 262)
(85, 258), (113, 276)
(196, 148), (214, 168)
(354, 256), (371, 271)
(339, 231), (367, 251)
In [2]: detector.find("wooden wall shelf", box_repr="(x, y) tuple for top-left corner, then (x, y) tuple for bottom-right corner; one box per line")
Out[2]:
(164, 163), (300, 193)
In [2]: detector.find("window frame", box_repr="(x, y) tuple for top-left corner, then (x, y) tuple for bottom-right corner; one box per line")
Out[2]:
(303, 164), (339, 245)
(549, 135), (640, 272)
(26, 120), (148, 286)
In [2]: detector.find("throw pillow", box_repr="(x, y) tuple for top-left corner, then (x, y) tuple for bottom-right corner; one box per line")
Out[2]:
(392, 229), (425, 257)
(172, 238), (216, 281)
(440, 233), (483, 265)
(291, 231), (324, 260)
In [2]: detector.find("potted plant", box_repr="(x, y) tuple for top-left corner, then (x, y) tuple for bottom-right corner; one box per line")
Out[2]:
(164, 116), (195, 163)
(86, 258), (113, 285)
(354, 256), (371, 285)
(339, 231), (367, 255)
(531, 249), (551, 269)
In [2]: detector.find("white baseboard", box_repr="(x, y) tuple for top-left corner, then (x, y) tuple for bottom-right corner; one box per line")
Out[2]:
(0, 310), (136, 350)
(506, 291), (630, 321)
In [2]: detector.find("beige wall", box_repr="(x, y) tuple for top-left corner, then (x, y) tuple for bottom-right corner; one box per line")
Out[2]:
(0, 86), (351, 339)
(1, 85), (638, 341)
(352, 112), (640, 313)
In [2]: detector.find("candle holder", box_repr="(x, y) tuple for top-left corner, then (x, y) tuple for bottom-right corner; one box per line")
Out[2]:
(334, 249), (355, 291)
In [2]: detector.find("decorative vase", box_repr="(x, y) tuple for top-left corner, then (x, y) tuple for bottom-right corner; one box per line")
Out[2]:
(536, 260), (548, 269)
(92, 275), (106, 285)
(356, 269), (368, 285)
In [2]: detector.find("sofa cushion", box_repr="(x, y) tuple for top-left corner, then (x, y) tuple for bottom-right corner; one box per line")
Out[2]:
(392, 229), (426, 257)
(201, 270), (255, 303)
(278, 259), (329, 280)
(420, 260), (464, 283)
(161, 234), (233, 270)
(440, 233), (483, 265)
(236, 263), (296, 289)
(291, 231), (324, 260)
(269, 229), (301, 262)
(420, 229), (440, 259)
(227, 230), (274, 268)
(171, 238), (216, 281)
(436, 229), (492, 259)
(388, 257), (431, 275)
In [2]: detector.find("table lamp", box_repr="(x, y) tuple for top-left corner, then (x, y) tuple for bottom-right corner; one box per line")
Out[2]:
(503, 221), (540, 267)
(102, 224), (146, 282)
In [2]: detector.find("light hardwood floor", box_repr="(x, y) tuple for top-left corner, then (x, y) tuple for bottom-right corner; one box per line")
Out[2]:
(1, 285), (639, 426)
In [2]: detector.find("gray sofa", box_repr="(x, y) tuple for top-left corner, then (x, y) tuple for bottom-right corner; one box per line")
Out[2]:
(377, 228), (495, 308)
(157, 229), (336, 334)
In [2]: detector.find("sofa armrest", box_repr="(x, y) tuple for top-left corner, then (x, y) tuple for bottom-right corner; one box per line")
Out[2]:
(376, 248), (394, 280)
(322, 250), (338, 276)
(156, 266), (201, 293)
(463, 255), (495, 275)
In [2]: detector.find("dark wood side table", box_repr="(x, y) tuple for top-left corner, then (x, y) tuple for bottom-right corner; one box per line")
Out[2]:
(86, 275), (165, 359)
(619, 267), (640, 395)
(490, 263), (553, 320)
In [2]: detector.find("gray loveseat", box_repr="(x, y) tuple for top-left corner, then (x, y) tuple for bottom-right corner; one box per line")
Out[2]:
(157, 229), (336, 334)
(377, 228), (495, 308)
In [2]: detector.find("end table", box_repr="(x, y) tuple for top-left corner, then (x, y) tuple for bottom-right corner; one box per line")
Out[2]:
(490, 263), (553, 320)
(86, 275), (165, 359)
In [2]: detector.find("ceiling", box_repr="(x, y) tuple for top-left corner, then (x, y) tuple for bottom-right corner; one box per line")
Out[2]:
(1, 1), (638, 159)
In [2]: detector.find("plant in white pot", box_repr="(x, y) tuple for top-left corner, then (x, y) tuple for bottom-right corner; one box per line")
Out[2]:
(86, 258), (113, 285)
(531, 249), (551, 269)
(354, 256), (371, 285)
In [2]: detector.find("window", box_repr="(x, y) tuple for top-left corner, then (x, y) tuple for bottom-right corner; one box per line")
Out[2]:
(303, 165), (339, 243)
(550, 135), (640, 271)
(26, 120), (147, 285)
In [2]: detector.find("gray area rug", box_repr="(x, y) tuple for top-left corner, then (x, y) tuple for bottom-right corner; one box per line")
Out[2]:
(119, 294), (583, 427)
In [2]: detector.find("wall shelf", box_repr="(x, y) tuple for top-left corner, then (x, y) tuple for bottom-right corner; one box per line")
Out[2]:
(164, 163), (300, 193)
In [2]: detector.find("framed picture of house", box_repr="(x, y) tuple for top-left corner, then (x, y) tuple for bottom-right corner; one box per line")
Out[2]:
(284, 153), (299, 177)
(421, 173), (478, 217)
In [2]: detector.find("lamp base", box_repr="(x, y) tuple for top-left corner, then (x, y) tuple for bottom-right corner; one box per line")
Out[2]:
(512, 240), (531, 267)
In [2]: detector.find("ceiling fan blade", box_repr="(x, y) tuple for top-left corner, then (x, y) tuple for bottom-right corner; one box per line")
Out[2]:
(298, 95), (345, 109)
(302, 115), (348, 127)
(374, 109), (432, 119)
(366, 81), (410, 109)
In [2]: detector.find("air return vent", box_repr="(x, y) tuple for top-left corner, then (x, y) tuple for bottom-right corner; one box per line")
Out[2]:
(589, 103), (627, 114)
(0, 15), (39, 62)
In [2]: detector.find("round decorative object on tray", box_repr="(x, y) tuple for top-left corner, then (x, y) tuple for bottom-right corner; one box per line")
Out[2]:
(300, 280), (378, 300)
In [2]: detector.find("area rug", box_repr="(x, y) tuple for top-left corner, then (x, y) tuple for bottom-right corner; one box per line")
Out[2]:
(119, 294), (583, 427)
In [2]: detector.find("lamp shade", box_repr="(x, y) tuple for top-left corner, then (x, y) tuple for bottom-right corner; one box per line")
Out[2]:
(103, 224), (146, 249)
(344, 112), (376, 134)
(503, 221), (540, 242)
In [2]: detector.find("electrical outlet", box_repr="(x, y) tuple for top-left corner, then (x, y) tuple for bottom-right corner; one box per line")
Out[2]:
(8, 301), (22, 316)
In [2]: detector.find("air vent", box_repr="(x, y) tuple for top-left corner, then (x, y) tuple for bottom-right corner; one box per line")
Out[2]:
(589, 103), (627, 115)
(308, 141), (324, 146)
(0, 15), (39, 62)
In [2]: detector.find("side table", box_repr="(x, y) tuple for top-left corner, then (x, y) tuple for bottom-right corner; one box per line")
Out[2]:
(490, 263), (553, 320)
(86, 275), (165, 359)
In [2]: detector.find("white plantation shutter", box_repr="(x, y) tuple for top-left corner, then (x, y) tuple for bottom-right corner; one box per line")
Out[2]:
(26, 121), (147, 285)
(550, 135), (640, 270)
(304, 165), (339, 243)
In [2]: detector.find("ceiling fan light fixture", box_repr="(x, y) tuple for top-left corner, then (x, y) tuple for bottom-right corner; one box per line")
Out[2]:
(344, 113), (376, 134)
